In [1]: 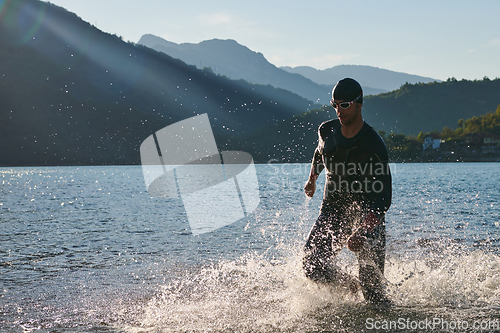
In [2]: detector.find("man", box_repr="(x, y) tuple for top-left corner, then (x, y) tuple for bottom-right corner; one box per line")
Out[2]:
(303, 78), (392, 304)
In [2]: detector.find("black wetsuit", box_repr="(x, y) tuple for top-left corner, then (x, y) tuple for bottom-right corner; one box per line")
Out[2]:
(303, 119), (392, 303)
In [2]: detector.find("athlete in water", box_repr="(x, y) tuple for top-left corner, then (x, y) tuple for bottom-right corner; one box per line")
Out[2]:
(303, 78), (392, 304)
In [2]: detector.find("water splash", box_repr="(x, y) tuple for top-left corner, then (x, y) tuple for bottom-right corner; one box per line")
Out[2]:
(126, 252), (356, 333)
(116, 246), (500, 332)
(386, 249), (500, 308)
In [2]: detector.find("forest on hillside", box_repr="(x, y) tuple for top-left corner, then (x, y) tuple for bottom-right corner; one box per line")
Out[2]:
(362, 77), (500, 136)
(364, 104), (500, 162)
(235, 102), (500, 163)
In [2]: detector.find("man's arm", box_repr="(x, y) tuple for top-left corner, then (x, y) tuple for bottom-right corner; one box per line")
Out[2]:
(304, 148), (324, 197)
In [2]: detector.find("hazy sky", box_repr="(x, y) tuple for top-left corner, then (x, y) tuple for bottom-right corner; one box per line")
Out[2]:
(44, 0), (500, 81)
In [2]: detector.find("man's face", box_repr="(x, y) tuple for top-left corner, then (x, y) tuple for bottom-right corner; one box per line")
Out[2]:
(334, 101), (362, 126)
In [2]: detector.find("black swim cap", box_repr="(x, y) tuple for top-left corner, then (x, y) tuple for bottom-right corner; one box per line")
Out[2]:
(332, 78), (363, 103)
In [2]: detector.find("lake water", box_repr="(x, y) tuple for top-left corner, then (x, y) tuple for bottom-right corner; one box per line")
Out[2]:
(1, 163), (500, 332)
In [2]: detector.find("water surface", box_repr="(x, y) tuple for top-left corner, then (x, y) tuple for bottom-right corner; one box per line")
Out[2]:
(1, 163), (499, 332)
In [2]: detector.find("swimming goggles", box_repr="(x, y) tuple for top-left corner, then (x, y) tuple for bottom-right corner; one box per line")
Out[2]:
(330, 93), (362, 109)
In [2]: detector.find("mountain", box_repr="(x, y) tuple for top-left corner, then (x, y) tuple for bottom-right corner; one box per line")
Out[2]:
(2, 0), (498, 167)
(138, 35), (331, 104)
(139, 36), (440, 100)
(281, 65), (439, 93)
(0, 0), (315, 166)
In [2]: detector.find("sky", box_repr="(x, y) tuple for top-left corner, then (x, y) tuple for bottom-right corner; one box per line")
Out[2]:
(44, 0), (500, 81)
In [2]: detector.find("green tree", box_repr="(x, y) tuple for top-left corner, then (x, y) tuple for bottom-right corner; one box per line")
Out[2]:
(440, 126), (455, 140)
(385, 132), (421, 161)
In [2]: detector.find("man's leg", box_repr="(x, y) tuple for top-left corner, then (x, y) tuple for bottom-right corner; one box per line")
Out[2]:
(303, 204), (350, 284)
(303, 222), (336, 283)
(357, 217), (387, 303)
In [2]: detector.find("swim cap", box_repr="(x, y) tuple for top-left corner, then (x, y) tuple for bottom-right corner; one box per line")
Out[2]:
(332, 78), (363, 103)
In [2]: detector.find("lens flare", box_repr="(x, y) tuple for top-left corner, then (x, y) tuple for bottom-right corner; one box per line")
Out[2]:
(18, 1), (47, 44)
(0, 0), (47, 44)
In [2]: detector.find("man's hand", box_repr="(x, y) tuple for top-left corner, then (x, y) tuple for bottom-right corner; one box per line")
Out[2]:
(304, 176), (317, 197)
(347, 231), (366, 252)
(347, 212), (381, 252)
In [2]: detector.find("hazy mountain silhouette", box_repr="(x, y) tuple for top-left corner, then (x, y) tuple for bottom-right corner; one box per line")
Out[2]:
(0, 0), (315, 166)
(281, 65), (439, 93)
(139, 35), (439, 99)
(138, 34), (332, 104)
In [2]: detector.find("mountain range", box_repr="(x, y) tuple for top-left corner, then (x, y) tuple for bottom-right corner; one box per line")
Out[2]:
(138, 35), (439, 101)
(1, 0), (499, 167)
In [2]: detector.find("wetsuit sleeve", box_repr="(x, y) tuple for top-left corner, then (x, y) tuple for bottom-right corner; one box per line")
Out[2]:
(369, 144), (392, 217)
(310, 147), (324, 178)
(309, 123), (327, 178)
